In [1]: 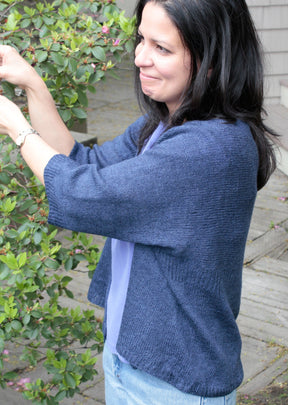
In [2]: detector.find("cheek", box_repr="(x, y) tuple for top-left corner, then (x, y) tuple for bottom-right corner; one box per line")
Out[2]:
(162, 67), (188, 86)
(156, 60), (181, 79)
(159, 54), (191, 81)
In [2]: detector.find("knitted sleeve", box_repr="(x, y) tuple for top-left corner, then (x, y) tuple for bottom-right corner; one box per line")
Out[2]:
(44, 119), (258, 252)
(67, 116), (144, 167)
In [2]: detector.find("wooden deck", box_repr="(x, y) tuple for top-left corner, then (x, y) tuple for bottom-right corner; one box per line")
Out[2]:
(238, 168), (288, 395)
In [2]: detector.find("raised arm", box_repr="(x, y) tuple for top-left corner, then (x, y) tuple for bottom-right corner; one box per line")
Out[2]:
(0, 45), (75, 155)
(0, 95), (59, 184)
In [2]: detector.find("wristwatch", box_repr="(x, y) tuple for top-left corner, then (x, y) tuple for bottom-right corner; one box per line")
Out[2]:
(15, 128), (40, 147)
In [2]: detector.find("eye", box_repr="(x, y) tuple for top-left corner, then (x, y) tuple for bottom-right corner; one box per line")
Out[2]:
(156, 44), (170, 54)
(137, 32), (144, 43)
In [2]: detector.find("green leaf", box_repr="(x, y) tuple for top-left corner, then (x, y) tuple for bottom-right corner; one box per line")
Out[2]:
(64, 373), (76, 388)
(71, 108), (87, 119)
(50, 43), (61, 52)
(24, 6), (35, 17)
(47, 70), (63, 85)
(87, 84), (97, 94)
(1, 198), (17, 214)
(125, 39), (135, 53)
(3, 371), (18, 381)
(50, 52), (65, 66)
(19, 39), (31, 51)
(35, 50), (48, 63)
(76, 65), (87, 79)
(0, 171), (10, 184)
(54, 390), (66, 402)
(39, 25), (50, 38)
(74, 253), (86, 261)
(59, 108), (72, 123)
(11, 320), (22, 331)
(70, 93), (78, 104)
(89, 70), (105, 84)
(31, 310), (42, 319)
(61, 276), (72, 284)
(44, 258), (60, 270)
(22, 313), (31, 325)
(33, 231), (42, 245)
(0, 338), (4, 353)
(0, 81), (16, 99)
(28, 203), (38, 214)
(77, 90), (88, 107)
(6, 14), (18, 31)
(68, 58), (78, 72)
(33, 15), (43, 29)
(42, 15), (54, 25)
(26, 328), (38, 340)
(0, 253), (18, 270)
(91, 46), (106, 61)
(20, 18), (31, 29)
(5, 322), (12, 333)
(5, 229), (18, 239)
(36, 2), (45, 13)
(0, 266), (10, 280)
(64, 256), (73, 271)
(64, 288), (74, 299)
(19, 199), (35, 212)
(17, 252), (27, 268)
(0, 314), (6, 324)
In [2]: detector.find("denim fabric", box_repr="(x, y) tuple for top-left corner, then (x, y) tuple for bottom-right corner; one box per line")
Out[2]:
(103, 345), (237, 405)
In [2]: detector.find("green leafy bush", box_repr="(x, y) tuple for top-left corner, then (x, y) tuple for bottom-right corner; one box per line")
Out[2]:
(0, 0), (136, 126)
(0, 0), (135, 403)
(0, 132), (104, 404)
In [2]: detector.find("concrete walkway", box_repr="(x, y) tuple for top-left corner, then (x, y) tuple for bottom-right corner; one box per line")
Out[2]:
(1, 61), (288, 404)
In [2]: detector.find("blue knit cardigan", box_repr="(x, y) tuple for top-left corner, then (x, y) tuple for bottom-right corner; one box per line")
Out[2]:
(44, 117), (258, 397)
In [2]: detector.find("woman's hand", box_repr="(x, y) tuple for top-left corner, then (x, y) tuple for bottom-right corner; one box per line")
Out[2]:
(0, 45), (75, 155)
(0, 47), (73, 184)
(0, 45), (41, 90)
(0, 95), (30, 141)
(0, 94), (60, 185)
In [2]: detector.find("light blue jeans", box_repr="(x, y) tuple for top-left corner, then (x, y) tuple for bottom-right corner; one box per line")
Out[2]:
(103, 345), (237, 405)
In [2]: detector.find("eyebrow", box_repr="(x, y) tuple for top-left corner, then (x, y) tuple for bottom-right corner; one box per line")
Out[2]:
(138, 28), (172, 49)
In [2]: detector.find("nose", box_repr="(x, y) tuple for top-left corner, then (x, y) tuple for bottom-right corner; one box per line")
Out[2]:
(134, 43), (153, 68)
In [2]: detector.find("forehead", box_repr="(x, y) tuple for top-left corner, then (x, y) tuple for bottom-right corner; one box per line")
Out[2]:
(139, 2), (183, 46)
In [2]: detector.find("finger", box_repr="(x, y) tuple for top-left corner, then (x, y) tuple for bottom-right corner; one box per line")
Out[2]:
(0, 65), (8, 80)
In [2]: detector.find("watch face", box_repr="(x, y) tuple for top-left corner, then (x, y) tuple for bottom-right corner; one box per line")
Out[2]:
(16, 129), (39, 147)
(16, 135), (24, 146)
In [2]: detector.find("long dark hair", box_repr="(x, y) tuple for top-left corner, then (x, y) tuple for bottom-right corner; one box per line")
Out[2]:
(134, 0), (278, 190)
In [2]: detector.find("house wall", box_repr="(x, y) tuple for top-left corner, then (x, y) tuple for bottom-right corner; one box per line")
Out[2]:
(247, 0), (288, 104)
(118, 0), (288, 104)
(117, 0), (136, 16)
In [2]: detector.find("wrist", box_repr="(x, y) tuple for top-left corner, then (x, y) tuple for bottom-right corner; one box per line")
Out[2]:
(25, 74), (48, 97)
(15, 128), (40, 148)
(9, 118), (35, 143)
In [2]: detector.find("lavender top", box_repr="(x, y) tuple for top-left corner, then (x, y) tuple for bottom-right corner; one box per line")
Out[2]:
(106, 122), (165, 361)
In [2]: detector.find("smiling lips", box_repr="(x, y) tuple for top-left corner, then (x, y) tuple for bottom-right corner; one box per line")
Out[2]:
(139, 72), (158, 81)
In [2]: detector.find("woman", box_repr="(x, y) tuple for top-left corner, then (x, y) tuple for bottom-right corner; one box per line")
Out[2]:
(0, 0), (277, 403)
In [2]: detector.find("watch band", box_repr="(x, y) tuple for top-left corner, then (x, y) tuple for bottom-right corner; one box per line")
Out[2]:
(15, 128), (40, 147)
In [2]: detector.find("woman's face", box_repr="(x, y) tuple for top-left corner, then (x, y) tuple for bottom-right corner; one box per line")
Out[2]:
(135, 2), (191, 114)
